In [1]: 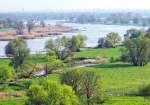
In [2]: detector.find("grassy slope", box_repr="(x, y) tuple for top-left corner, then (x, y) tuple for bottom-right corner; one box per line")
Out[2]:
(0, 97), (26, 105)
(1, 48), (150, 105)
(74, 48), (121, 58)
(80, 63), (150, 104)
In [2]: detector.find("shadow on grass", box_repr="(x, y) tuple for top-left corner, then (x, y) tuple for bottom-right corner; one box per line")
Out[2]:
(89, 63), (132, 69)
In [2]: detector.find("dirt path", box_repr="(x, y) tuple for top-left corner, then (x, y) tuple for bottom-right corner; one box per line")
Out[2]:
(33, 63), (99, 76)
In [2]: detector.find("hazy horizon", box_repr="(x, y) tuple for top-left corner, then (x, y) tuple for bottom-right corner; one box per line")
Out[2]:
(0, 0), (150, 12)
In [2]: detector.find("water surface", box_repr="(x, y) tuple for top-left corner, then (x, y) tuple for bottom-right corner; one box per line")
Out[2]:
(0, 20), (146, 57)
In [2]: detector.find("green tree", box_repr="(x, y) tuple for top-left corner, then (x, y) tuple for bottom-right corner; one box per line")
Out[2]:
(97, 37), (114, 48)
(45, 51), (64, 74)
(81, 71), (102, 105)
(26, 83), (48, 105)
(0, 65), (14, 83)
(124, 28), (145, 39)
(122, 38), (150, 66)
(61, 69), (82, 94)
(26, 80), (79, 105)
(45, 36), (72, 60)
(105, 32), (121, 47)
(5, 38), (30, 71)
(68, 35), (87, 52)
(97, 32), (121, 48)
(97, 38), (106, 48)
(61, 70), (104, 105)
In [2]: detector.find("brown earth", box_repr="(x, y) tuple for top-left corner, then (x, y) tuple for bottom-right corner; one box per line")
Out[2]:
(0, 92), (7, 99)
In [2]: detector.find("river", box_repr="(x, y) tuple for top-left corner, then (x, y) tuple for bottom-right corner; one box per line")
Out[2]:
(0, 20), (147, 57)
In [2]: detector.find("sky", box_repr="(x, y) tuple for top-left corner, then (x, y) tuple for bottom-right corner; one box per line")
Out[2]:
(0, 0), (150, 12)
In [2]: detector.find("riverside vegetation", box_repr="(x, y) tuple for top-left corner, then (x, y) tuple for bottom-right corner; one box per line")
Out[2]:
(1, 28), (150, 105)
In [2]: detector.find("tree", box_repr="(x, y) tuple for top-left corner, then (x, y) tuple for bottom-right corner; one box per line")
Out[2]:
(61, 70), (104, 105)
(5, 38), (30, 70)
(68, 35), (87, 52)
(0, 65), (14, 83)
(27, 20), (34, 33)
(105, 32), (121, 47)
(45, 51), (64, 74)
(122, 38), (150, 66)
(97, 32), (121, 48)
(124, 28), (145, 39)
(26, 80), (79, 105)
(26, 83), (48, 105)
(61, 69), (82, 94)
(97, 38), (105, 48)
(81, 71), (102, 105)
(15, 21), (24, 35)
(45, 36), (72, 60)
(40, 20), (46, 27)
(145, 32), (150, 39)
(97, 37), (113, 48)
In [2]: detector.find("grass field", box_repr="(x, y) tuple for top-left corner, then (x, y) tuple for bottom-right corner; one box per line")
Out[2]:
(0, 97), (27, 105)
(74, 48), (121, 58)
(1, 48), (150, 105)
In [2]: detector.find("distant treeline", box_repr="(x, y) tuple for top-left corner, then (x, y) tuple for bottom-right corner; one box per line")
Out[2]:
(1, 11), (150, 26)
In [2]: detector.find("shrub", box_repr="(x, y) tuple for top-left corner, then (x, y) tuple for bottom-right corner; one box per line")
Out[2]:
(0, 65), (14, 83)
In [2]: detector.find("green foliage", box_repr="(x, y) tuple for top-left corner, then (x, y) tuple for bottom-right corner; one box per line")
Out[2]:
(5, 38), (30, 70)
(61, 69), (82, 94)
(68, 35), (87, 52)
(45, 36), (72, 60)
(122, 38), (150, 66)
(81, 71), (102, 105)
(61, 69), (103, 105)
(138, 84), (150, 96)
(0, 65), (14, 83)
(45, 51), (64, 74)
(124, 28), (145, 39)
(105, 32), (122, 47)
(26, 84), (48, 105)
(98, 32), (121, 48)
(26, 79), (79, 105)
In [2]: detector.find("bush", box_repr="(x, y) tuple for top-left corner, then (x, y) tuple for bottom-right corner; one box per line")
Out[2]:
(26, 79), (79, 105)
(0, 65), (14, 83)
(138, 85), (150, 96)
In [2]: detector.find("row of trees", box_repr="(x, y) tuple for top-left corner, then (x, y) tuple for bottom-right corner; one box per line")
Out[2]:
(0, 18), (46, 35)
(45, 35), (87, 60)
(97, 28), (150, 67)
